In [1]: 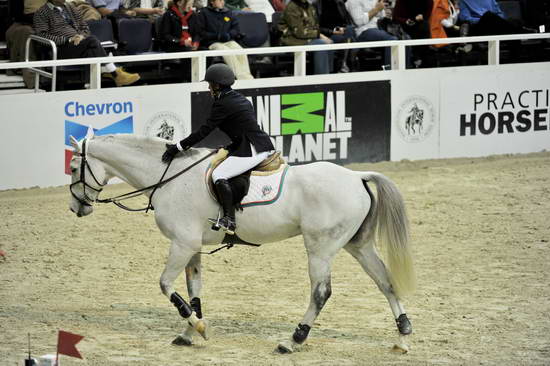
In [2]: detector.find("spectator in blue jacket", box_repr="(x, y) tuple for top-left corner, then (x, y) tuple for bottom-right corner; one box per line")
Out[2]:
(458, 0), (504, 24)
(195, 0), (254, 79)
(458, 0), (523, 36)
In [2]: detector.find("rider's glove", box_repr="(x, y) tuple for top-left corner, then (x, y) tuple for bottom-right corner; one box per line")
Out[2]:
(162, 143), (187, 163)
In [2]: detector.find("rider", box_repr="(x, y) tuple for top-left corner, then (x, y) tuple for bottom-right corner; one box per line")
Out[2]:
(162, 63), (275, 234)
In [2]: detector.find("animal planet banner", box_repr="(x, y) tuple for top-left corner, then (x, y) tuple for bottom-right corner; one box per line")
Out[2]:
(190, 81), (391, 164)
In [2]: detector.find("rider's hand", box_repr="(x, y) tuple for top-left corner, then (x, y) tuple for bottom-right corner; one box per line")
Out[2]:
(162, 144), (180, 164)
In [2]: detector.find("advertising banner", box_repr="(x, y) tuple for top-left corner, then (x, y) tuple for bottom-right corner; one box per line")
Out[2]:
(439, 66), (550, 158)
(0, 84), (191, 189)
(191, 81), (391, 165)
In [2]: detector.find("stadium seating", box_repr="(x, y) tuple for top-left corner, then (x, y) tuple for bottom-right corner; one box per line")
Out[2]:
(87, 19), (118, 51)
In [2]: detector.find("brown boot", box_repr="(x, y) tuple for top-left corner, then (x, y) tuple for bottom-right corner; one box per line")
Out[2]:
(103, 67), (140, 87)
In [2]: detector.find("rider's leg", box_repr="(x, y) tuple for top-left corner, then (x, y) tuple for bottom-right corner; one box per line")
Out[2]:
(214, 179), (236, 234)
(211, 146), (272, 233)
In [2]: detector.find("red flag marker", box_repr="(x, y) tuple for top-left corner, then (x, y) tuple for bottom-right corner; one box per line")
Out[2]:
(57, 330), (84, 362)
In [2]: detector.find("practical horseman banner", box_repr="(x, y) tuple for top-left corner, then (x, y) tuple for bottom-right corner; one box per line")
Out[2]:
(191, 81), (391, 164)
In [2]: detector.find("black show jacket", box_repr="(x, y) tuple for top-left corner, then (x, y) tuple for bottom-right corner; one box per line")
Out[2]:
(180, 88), (274, 157)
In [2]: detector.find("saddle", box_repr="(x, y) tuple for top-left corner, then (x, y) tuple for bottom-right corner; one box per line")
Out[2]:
(205, 148), (286, 204)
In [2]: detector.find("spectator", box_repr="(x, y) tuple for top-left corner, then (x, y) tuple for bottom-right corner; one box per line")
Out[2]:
(458, 0), (525, 36)
(317, 0), (355, 42)
(195, 0), (254, 79)
(278, 0), (336, 74)
(33, 0), (140, 86)
(5, 0), (47, 86)
(392, 0), (433, 39)
(315, 0), (354, 72)
(393, 0), (433, 66)
(123, 0), (165, 20)
(346, 0), (400, 68)
(430, 0), (459, 47)
(159, 0), (199, 51)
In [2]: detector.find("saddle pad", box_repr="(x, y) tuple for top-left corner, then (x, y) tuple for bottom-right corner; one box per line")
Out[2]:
(241, 165), (289, 207)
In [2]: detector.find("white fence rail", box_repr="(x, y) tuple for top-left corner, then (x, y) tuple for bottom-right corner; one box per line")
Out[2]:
(0, 33), (548, 92)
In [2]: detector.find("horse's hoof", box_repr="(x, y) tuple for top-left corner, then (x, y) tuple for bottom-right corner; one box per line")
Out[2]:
(276, 340), (294, 354)
(391, 343), (409, 354)
(172, 335), (193, 346)
(396, 314), (412, 335)
(391, 335), (410, 354)
(194, 319), (209, 340)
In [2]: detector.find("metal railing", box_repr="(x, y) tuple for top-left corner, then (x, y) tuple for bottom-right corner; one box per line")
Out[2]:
(0, 32), (548, 93)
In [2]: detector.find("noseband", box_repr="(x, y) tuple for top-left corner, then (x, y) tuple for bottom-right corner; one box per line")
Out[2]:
(69, 139), (105, 207)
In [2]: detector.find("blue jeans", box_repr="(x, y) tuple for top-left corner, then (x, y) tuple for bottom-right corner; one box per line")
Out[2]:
(308, 38), (334, 75)
(356, 28), (397, 67)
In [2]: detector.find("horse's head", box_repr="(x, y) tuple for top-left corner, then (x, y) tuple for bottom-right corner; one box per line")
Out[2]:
(68, 136), (107, 217)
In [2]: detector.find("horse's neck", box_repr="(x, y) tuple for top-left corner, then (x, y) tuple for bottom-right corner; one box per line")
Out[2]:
(89, 137), (206, 191)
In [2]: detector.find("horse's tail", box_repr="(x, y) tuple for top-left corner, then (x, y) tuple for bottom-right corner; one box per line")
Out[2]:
(356, 172), (416, 299)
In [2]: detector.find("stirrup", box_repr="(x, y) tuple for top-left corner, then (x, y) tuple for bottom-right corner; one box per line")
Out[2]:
(208, 212), (236, 235)
(208, 210), (222, 231)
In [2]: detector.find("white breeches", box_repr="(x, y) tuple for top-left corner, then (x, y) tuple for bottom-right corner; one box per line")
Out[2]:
(208, 41), (254, 80)
(212, 144), (273, 182)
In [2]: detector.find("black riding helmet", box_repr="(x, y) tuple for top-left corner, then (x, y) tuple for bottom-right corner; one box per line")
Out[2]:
(203, 63), (235, 87)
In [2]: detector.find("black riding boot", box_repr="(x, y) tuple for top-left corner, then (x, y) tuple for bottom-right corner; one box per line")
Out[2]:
(214, 179), (236, 234)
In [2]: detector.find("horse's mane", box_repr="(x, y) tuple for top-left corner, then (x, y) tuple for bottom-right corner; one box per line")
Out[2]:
(91, 134), (212, 160)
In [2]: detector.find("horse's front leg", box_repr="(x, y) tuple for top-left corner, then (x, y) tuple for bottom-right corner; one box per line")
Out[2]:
(172, 253), (204, 346)
(160, 241), (208, 341)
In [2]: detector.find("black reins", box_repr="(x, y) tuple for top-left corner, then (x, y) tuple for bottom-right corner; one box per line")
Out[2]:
(70, 139), (217, 212)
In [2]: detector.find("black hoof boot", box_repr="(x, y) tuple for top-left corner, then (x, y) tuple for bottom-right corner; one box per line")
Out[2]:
(396, 313), (412, 335)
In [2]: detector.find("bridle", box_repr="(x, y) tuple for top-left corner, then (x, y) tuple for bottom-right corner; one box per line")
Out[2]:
(69, 138), (217, 212)
(69, 139), (105, 207)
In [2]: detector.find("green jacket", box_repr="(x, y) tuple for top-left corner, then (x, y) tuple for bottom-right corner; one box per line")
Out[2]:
(278, 0), (320, 46)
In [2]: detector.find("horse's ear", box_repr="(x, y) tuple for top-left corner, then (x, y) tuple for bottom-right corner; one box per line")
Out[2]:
(70, 135), (81, 153)
(85, 125), (95, 139)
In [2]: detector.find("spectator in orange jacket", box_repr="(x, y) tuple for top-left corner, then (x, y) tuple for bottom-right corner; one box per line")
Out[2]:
(430, 0), (459, 47)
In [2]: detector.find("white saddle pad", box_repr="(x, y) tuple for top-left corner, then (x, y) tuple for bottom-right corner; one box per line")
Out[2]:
(241, 165), (289, 208)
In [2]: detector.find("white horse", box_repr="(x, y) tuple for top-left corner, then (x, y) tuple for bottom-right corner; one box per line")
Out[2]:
(68, 133), (416, 353)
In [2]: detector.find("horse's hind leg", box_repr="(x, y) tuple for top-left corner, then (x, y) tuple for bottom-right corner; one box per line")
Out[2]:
(172, 253), (204, 346)
(344, 241), (412, 336)
(277, 248), (336, 353)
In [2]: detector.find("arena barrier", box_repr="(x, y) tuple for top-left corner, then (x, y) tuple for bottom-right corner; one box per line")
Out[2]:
(0, 34), (549, 189)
